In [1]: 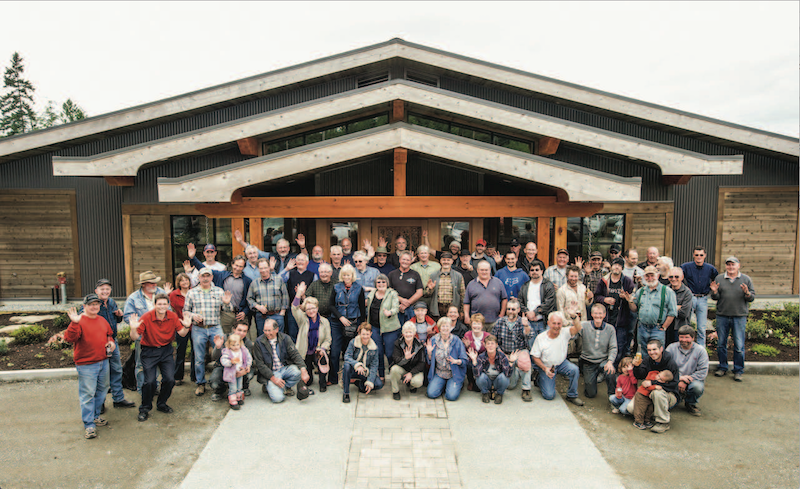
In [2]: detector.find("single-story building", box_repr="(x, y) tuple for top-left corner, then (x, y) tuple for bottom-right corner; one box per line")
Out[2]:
(1, 39), (797, 299)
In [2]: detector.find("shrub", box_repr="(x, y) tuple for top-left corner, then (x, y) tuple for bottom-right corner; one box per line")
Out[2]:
(745, 318), (769, 340)
(705, 346), (715, 358)
(62, 348), (73, 359)
(770, 312), (797, 332)
(9, 324), (49, 345)
(775, 329), (799, 348)
(783, 302), (799, 324)
(750, 344), (779, 357)
(0, 339), (9, 356)
(48, 340), (70, 350)
(116, 326), (132, 346)
(53, 313), (71, 330)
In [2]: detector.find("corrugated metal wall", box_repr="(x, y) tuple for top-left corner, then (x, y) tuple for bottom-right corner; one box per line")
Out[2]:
(406, 153), (482, 196)
(317, 154), (393, 196)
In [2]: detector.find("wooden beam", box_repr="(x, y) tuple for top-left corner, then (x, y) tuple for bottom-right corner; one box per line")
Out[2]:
(237, 137), (259, 156)
(603, 202), (674, 215)
(794, 212), (799, 296)
(714, 188), (726, 270)
(390, 100), (405, 123)
(394, 148), (407, 197)
(316, 219), (331, 260)
(196, 196), (604, 219)
(231, 189), (243, 205)
(122, 214), (133, 296)
(537, 137), (560, 156)
(249, 218), (263, 253)
(555, 189), (569, 203)
(537, 217), (551, 268)
(664, 211), (674, 257)
(104, 176), (134, 187)
(661, 175), (692, 186)
(554, 217), (568, 256)
(69, 192), (82, 297)
(122, 204), (199, 215)
(232, 218), (246, 258)
(163, 215), (173, 287)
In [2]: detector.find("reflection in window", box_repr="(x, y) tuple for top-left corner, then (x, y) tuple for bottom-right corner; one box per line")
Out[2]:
(440, 222), (470, 252)
(331, 222), (359, 249)
(171, 216), (232, 278)
(262, 114), (389, 155)
(409, 113), (533, 154)
(498, 218), (537, 253)
(566, 214), (625, 260)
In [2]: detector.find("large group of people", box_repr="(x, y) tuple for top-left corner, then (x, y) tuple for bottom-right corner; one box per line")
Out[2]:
(59, 232), (755, 439)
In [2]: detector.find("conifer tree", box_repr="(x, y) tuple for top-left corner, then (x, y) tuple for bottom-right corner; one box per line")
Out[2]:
(0, 52), (37, 136)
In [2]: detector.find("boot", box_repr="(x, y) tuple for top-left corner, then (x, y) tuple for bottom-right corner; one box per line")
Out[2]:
(228, 394), (240, 410)
(237, 391), (245, 406)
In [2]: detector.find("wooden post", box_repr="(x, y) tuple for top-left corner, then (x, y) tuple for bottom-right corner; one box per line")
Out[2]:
(232, 218), (246, 257)
(249, 218), (263, 252)
(471, 219), (484, 251)
(123, 214), (134, 296)
(394, 148), (407, 197)
(554, 217), (568, 256)
(316, 219), (331, 261)
(537, 217), (550, 268)
(237, 137), (259, 156)
(163, 215), (173, 287)
(390, 100), (405, 123)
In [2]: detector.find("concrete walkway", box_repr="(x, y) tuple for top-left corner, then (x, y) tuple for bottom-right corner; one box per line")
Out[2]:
(179, 383), (623, 489)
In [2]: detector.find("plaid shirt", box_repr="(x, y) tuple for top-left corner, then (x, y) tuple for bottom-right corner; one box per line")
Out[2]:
(247, 275), (289, 313)
(307, 280), (335, 318)
(437, 272), (454, 305)
(490, 316), (528, 354)
(583, 268), (607, 295)
(184, 285), (232, 327)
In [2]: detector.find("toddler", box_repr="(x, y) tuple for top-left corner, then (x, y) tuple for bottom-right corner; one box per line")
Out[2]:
(220, 334), (251, 410)
(609, 357), (636, 415)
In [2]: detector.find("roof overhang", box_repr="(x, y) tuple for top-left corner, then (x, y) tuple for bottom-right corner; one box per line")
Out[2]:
(3, 39), (797, 160)
(52, 81), (744, 178)
(157, 123), (641, 203)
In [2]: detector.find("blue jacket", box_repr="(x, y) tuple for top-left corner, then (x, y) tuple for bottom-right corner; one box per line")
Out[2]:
(332, 281), (366, 323)
(427, 334), (468, 383)
(191, 256), (252, 315)
(123, 287), (167, 323)
(344, 337), (380, 389)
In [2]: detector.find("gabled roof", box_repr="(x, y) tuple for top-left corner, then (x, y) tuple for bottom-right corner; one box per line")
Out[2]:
(157, 123), (641, 203)
(1, 39), (796, 161)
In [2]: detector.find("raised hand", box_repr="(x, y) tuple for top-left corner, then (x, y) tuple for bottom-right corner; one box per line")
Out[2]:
(128, 313), (140, 330)
(363, 239), (373, 252)
(574, 256), (584, 269)
(740, 283), (750, 296)
(234, 229), (244, 244)
(404, 345), (414, 360)
(426, 338), (434, 357)
(183, 260), (193, 273)
(467, 348), (478, 364)
(508, 350), (519, 364)
(269, 256), (277, 271)
(296, 281), (307, 298)
(422, 230), (428, 238)
(180, 313), (193, 328)
(187, 243), (196, 259)
(66, 307), (82, 323)
(214, 335), (224, 350)
(222, 290), (232, 305)
(378, 236), (388, 248)
(163, 282), (174, 294)
(285, 258), (297, 271)
(296, 234), (306, 249)
(491, 251), (502, 262)
(710, 281), (719, 293)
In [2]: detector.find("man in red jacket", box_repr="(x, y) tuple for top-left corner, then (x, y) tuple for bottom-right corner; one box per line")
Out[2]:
(64, 294), (116, 440)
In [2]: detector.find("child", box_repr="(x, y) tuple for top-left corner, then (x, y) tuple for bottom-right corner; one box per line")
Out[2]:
(632, 369), (673, 428)
(463, 314), (488, 391)
(220, 334), (251, 410)
(609, 357), (636, 415)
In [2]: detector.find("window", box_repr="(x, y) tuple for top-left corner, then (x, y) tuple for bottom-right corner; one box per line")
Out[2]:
(498, 218), (537, 252)
(566, 214), (625, 260)
(440, 222), (470, 251)
(331, 222), (358, 248)
(171, 216), (232, 278)
(262, 114), (389, 155)
(408, 113), (533, 153)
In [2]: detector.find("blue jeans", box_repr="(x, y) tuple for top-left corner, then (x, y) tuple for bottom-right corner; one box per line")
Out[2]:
(427, 374), (464, 401)
(76, 360), (109, 428)
(255, 313), (284, 337)
(535, 359), (579, 400)
(715, 315), (746, 374)
(637, 325), (665, 354)
(342, 364), (385, 395)
(614, 320), (630, 366)
(329, 320), (344, 384)
(370, 328), (401, 378)
(609, 394), (632, 415)
(527, 321), (547, 349)
(192, 325), (223, 385)
(581, 360), (615, 398)
(692, 295), (709, 347)
(108, 340), (125, 402)
(476, 373), (510, 395)
(683, 380), (705, 405)
(228, 377), (243, 397)
(286, 311), (299, 343)
(264, 365), (302, 403)
(628, 311), (638, 350)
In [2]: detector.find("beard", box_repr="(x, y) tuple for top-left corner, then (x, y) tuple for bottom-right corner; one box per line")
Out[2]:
(644, 277), (659, 288)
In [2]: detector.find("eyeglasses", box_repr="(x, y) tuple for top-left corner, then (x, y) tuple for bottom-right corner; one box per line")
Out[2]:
(693, 254), (704, 257)
(668, 275), (681, 279)
(609, 250), (620, 254)
(354, 260), (364, 263)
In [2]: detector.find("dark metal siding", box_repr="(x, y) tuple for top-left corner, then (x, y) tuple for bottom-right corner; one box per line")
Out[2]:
(317, 154), (393, 196)
(406, 153), (481, 196)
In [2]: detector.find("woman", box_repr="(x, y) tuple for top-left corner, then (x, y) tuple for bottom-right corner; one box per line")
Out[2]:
(170, 272), (194, 385)
(328, 264), (366, 386)
(293, 282), (332, 392)
(426, 317), (468, 401)
(342, 322), (383, 403)
(462, 313), (488, 391)
(446, 306), (468, 339)
(366, 274), (401, 379)
(468, 334), (513, 404)
(389, 322), (426, 400)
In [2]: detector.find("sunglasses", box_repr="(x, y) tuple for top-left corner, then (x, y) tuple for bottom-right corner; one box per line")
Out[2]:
(668, 275), (681, 279)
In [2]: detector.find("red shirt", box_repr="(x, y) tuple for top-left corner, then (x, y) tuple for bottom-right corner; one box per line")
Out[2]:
(637, 371), (660, 397)
(63, 315), (114, 365)
(138, 310), (183, 347)
(169, 289), (186, 320)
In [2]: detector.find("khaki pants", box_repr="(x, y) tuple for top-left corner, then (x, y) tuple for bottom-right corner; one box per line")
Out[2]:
(220, 310), (236, 336)
(388, 365), (424, 393)
(632, 390), (678, 424)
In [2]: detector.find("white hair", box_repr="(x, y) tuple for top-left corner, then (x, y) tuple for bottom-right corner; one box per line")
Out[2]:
(318, 263), (333, 273)
(417, 245), (429, 254)
(658, 256), (674, 270)
(353, 250), (367, 260)
(245, 245), (259, 254)
(330, 245), (342, 254)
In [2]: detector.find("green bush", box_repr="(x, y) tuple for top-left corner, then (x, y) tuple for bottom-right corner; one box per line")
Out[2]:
(53, 313), (71, 330)
(750, 344), (780, 357)
(0, 339), (9, 356)
(745, 317), (769, 340)
(62, 348), (73, 359)
(775, 329), (799, 347)
(116, 326), (132, 346)
(783, 302), (799, 324)
(48, 338), (70, 350)
(9, 324), (49, 345)
(705, 346), (715, 358)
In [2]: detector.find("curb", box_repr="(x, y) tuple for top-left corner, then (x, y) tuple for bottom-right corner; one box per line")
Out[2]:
(708, 361), (799, 376)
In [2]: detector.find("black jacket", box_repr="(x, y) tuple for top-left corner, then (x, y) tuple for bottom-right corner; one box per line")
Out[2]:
(633, 350), (680, 395)
(391, 336), (427, 376)
(518, 278), (556, 320)
(252, 332), (305, 383)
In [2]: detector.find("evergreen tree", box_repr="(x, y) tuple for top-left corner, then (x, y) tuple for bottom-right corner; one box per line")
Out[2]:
(0, 52), (37, 136)
(59, 98), (86, 123)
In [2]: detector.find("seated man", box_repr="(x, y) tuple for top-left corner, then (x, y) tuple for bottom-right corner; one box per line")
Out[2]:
(631, 339), (680, 433)
(491, 299), (533, 402)
(209, 321), (255, 401)
(578, 303), (617, 400)
(665, 325), (709, 417)
(342, 322), (384, 403)
(531, 312), (584, 406)
(252, 318), (310, 403)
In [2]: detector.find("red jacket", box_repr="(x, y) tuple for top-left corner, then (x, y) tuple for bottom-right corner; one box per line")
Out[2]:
(64, 315), (113, 365)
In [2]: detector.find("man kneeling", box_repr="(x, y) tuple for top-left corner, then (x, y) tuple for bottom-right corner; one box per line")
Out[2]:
(389, 322), (426, 400)
(531, 312), (584, 406)
(252, 319), (310, 403)
(631, 339), (680, 433)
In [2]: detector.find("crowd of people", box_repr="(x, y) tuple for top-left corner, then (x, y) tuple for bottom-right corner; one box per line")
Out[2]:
(60, 232), (755, 439)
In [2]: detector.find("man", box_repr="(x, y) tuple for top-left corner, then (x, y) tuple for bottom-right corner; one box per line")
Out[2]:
(305, 263), (335, 319)
(430, 251), (466, 319)
(242, 245), (263, 282)
(190, 243), (227, 282)
(594, 258), (634, 363)
(496, 238), (522, 270)
(638, 246), (660, 271)
(128, 293), (192, 422)
(556, 265), (593, 319)
(123, 271), (170, 393)
(491, 299), (533, 402)
(622, 248), (644, 285)
(607, 243), (622, 263)
(656, 256), (674, 286)
(519, 241), (539, 274)
(209, 321), (254, 401)
(531, 311), (584, 405)
(340, 237), (356, 266)
(234, 229), (302, 275)
(518, 260), (556, 342)
(411, 245), (441, 310)
(495, 251), (529, 299)
(247, 258), (289, 338)
(471, 239), (497, 275)
(306, 245), (326, 276)
(709, 256), (755, 382)
(184, 268), (234, 396)
(665, 325), (708, 416)
(389, 235), (410, 269)
(252, 318), (311, 403)
(388, 251), (424, 323)
(632, 339), (680, 433)
(667, 267), (693, 348)
(463, 261), (508, 331)
(280, 253), (316, 342)
(63, 295), (116, 439)
(421, 229), (461, 261)
(578, 303), (618, 399)
(583, 251), (606, 301)
(189, 245), (251, 335)
(368, 246), (396, 275)
(544, 249), (571, 290)
(352, 250), (379, 293)
(454, 249), (477, 285)
(330, 245), (345, 283)
(680, 246), (719, 347)
(622, 266), (677, 355)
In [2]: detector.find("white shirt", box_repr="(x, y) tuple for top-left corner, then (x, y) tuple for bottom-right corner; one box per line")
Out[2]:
(527, 281), (542, 321)
(531, 328), (572, 367)
(190, 261), (228, 286)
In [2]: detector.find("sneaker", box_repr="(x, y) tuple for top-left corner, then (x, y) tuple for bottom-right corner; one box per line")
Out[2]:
(633, 421), (648, 430)
(93, 417), (108, 427)
(230, 402), (240, 410)
(343, 393), (351, 403)
(686, 404), (702, 417)
(284, 387), (295, 397)
(113, 399), (136, 408)
(156, 405), (174, 414)
(195, 384), (205, 396)
(393, 392), (401, 401)
(84, 427), (97, 439)
(262, 384), (268, 394)
(651, 422), (671, 434)
(521, 390), (532, 402)
(244, 388), (251, 397)
(644, 421), (655, 429)
(733, 373), (743, 382)
(174, 380), (184, 386)
(409, 388), (417, 393)
(611, 408), (620, 414)
(211, 393), (222, 402)
(494, 394), (503, 405)
(138, 412), (149, 422)
(714, 369), (726, 377)
(482, 393), (490, 403)
(320, 383), (327, 393)
(567, 397), (585, 406)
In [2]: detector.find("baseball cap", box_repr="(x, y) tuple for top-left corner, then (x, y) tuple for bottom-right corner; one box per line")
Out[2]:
(590, 251), (603, 259)
(476, 239), (487, 246)
(557, 249), (569, 256)
(725, 256), (740, 264)
(643, 265), (659, 275)
(609, 244), (622, 253)
(199, 267), (214, 276)
(510, 238), (521, 247)
(440, 251), (454, 260)
(83, 293), (101, 305)
(204, 244), (216, 252)
(414, 301), (428, 310)
(459, 250), (471, 257)
(611, 258), (625, 268)
(95, 278), (112, 288)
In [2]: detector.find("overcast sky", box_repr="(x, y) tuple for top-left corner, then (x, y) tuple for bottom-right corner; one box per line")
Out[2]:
(2, 1), (798, 137)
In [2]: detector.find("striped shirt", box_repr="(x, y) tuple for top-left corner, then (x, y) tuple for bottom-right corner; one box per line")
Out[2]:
(247, 275), (289, 313)
(184, 285), (232, 327)
(491, 316), (528, 354)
